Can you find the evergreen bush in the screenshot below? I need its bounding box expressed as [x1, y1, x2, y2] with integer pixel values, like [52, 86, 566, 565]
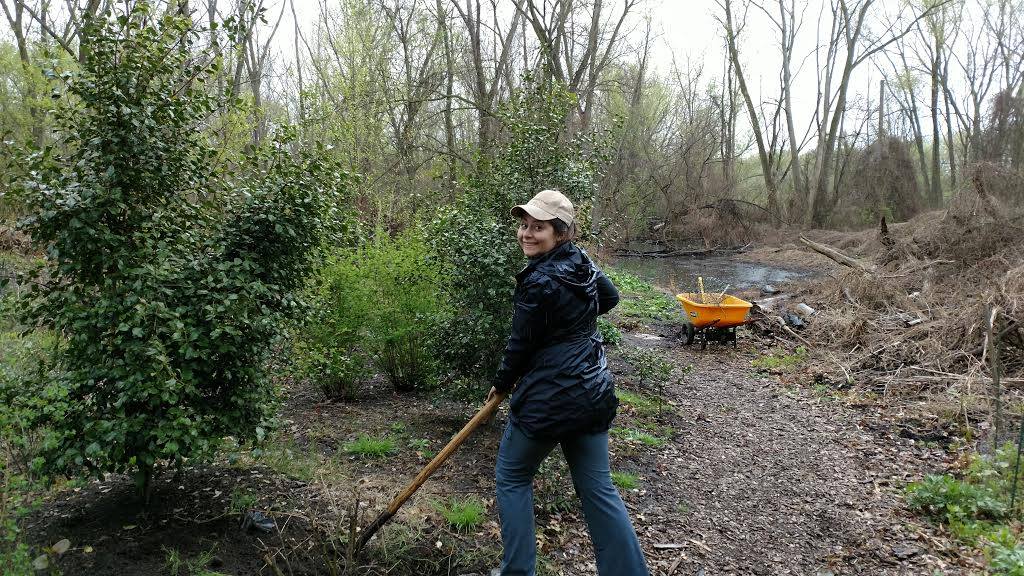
[429, 75, 609, 379]
[12, 5, 350, 500]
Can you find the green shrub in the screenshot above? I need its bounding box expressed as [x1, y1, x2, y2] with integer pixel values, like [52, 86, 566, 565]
[378, 331, 436, 393]
[0, 467, 39, 576]
[436, 375, 488, 403]
[407, 438, 430, 451]
[433, 496, 486, 532]
[343, 435, 396, 458]
[11, 6, 350, 500]
[228, 489, 258, 514]
[621, 347, 674, 388]
[611, 471, 639, 490]
[906, 474, 1007, 528]
[603, 268, 678, 321]
[303, 230, 443, 393]
[989, 528, 1024, 576]
[904, 445, 1024, 574]
[291, 342, 366, 401]
[426, 205, 520, 377]
[598, 317, 622, 346]
[0, 324, 53, 575]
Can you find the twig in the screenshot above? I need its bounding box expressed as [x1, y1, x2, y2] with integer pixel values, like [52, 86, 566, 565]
[263, 553, 286, 576]
[970, 319, 1019, 356]
[771, 316, 813, 348]
[880, 259, 955, 278]
[667, 551, 687, 576]
[989, 306, 1003, 450]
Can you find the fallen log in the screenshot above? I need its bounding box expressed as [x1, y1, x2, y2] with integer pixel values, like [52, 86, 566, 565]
[614, 244, 750, 258]
[798, 236, 876, 273]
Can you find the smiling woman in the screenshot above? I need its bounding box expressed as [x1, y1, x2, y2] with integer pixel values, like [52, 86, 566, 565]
[485, 189, 650, 576]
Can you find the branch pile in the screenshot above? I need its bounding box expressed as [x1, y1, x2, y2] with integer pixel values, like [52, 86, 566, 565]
[792, 165, 1024, 398]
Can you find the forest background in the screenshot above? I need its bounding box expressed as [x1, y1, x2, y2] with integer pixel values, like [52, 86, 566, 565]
[3, 0, 1022, 238]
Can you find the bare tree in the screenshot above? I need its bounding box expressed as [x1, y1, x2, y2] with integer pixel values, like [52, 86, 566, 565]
[804, 0, 946, 226]
[717, 0, 782, 220]
[513, 0, 639, 132]
[451, 0, 521, 153]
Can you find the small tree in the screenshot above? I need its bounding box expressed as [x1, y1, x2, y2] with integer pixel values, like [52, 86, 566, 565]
[16, 5, 350, 501]
[430, 75, 610, 377]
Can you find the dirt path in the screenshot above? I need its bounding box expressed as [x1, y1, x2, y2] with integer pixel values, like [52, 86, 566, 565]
[610, 327, 977, 576]
[27, 325, 974, 575]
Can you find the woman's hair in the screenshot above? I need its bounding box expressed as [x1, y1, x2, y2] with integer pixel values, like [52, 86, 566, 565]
[551, 218, 577, 242]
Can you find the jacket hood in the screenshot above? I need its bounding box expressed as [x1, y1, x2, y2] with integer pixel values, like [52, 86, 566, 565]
[521, 242, 598, 300]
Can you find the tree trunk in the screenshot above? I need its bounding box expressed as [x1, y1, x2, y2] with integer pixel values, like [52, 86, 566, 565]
[929, 34, 943, 207]
[721, 0, 780, 222]
[438, 0, 456, 197]
[1, 0, 44, 145]
[940, 51, 957, 189]
[780, 0, 803, 220]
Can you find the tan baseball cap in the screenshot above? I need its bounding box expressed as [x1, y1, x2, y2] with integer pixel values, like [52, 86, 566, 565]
[510, 189, 575, 227]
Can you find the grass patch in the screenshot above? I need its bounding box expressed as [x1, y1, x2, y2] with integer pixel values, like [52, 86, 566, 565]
[255, 439, 321, 481]
[610, 427, 666, 447]
[343, 434, 397, 458]
[616, 389, 660, 417]
[906, 444, 1024, 574]
[611, 471, 639, 490]
[163, 544, 228, 576]
[433, 496, 486, 532]
[604, 268, 679, 321]
[751, 346, 807, 373]
[364, 521, 501, 574]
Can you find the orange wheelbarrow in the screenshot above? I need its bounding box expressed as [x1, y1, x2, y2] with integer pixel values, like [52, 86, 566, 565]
[675, 292, 753, 349]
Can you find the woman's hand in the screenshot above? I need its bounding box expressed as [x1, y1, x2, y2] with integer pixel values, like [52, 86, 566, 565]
[486, 386, 501, 404]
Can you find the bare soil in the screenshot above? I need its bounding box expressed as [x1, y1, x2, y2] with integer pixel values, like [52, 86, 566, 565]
[24, 314, 977, 575]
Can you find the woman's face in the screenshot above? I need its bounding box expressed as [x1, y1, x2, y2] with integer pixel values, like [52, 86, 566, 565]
[517, 214, 559, 257]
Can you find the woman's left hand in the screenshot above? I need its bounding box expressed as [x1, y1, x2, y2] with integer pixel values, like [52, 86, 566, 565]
[486, 386, 500, 404]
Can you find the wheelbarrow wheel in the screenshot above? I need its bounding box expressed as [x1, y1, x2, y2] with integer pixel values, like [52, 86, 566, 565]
[699, 330, 708, 350]
[682, 322, 695, 345]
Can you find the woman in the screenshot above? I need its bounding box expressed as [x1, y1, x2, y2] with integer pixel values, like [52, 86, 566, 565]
[486, 189, 649, 576]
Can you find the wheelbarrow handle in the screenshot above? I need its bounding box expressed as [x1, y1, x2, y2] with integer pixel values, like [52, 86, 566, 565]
[354, 390, 507, 552]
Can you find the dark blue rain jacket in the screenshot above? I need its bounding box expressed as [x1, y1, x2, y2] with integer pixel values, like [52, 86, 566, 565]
[492, 241, 620, 439]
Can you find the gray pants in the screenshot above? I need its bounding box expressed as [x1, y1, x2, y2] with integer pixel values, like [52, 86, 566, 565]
[495, 422, 650, 576]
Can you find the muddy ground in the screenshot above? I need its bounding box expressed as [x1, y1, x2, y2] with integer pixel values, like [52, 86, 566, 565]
[24, 265, 980, 575]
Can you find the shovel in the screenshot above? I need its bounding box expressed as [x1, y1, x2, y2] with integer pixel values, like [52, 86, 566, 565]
[353, 391, 507, 553]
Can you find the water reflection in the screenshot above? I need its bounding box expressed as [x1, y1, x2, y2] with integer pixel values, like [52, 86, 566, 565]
[605, 255, 812, 293]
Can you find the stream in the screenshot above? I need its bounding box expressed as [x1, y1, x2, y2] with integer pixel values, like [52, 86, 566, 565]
[607, 253, 812, 294]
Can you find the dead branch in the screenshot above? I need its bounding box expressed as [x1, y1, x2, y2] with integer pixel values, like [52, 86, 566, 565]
[799, 236, 876, 273]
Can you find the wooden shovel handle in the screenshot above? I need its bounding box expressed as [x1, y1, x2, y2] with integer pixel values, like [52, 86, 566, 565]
[354, 391, 507, 552]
